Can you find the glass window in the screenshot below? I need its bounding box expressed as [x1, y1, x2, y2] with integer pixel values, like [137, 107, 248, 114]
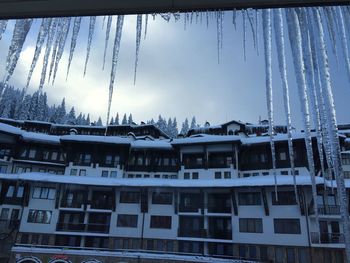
[79, 169, 86, 176]
[27, 210, 52, 224]
[287, 248, 295, 263]
[215, 172, 221, 179]
[238, 192, 261, 205]
[29, 149, 36, 159]
[272, 191, 297, 205]
[154, 174, 160, 178]
[101, 171, 108, 177]
[120, 191, 140, 203]
[51, 151, 58, 160]
[239, 218, 263, 233]
[0, 208, 9, 220]
[33, 187, 41, 198]
[70, 169, 77, 176]
[184, 172, 190, 179]
[150, 216, 172, 229]
[6, 186, 15, 197]
[152, 192, 173, 205]
[43, 150, 49, 160]
[0, 165, 7, 173]
[117, 214, 138, 227]
[275, 247, 285, 263]
[110, 171, 117, 178]
[16, 186, 24, 198]
[224, 171, 231, 179]
[48, 189, 56, 199]
[279, 151, 287, 161]
[192, 172, 199, 179]
[274, 219, 301, 234]
[105, 155, 112, 165]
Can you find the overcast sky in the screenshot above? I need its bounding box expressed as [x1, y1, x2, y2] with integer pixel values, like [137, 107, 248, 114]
[0, 10, 349, 128]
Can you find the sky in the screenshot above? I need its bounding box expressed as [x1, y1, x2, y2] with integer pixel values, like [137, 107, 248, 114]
[0, 10, 349, 129]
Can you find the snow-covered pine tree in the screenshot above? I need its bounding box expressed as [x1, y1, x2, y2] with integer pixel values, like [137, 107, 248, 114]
[110, 117, 114, 125]
[128, 114, 133, 124]
[67, 107, 76, 124]
[122, 114, 127, 124]
[156, 115, 167, 133]
[96, 117, 103, 126]
[181, 118, 190, 135]
[115, 113, 119, 125]
[13, 88, 25, 119]
[190, 116, 197, 129]
[166, 118, 173, 137]
[86, 114, 91, 125]
[172, 117, 178, 137]
[56, 98, 66, 124]
[0, 86, 14, 118]
[76, 113, 83, 125]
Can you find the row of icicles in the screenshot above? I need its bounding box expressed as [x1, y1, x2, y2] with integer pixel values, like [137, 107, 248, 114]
[0, 6, 350, 260]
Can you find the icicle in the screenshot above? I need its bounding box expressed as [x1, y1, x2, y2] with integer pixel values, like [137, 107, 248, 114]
[3, 19, 33, 86]
[103, 16, 113, 70]
[160, 13, 171, 22]
[285, 7, 319, 236]
[39, 18, 57, 90]
[106, 15, 124, 131]
[48, 19, 63, 83]
[243, 10, 247, 61]
[335, 7, 350, 82]
[25, 18, 51, 90]
[297, 9, 327, 190]
[84, 16, 97, 76]
[0, 20, 8, 41]
[206, 11, 210, 29]
[247, 9, 257, 49]
[133, 14, 142, 85]
[66, 17, 82, 80]
[102, 16, 106, 29]
[255, 9, 259, 56]
[144, 14, 149, 39]
[173, 13, 181, 22]
[232, 10, 237, 29]
[312, 8, 350, 261]
[52, 18, 71, 85]
[216, 11, 222, 64]
[323, 7, 339, 63]
[273, 8, 297, 201]
[262, 9, 277, 199]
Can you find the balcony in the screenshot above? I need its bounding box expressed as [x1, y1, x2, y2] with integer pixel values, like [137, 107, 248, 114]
[56, 222, 110, 234]
[208, 230, 232, 240]
[311, 232, 344, 244]
[60, 200, 85, 209]
[90, 201, 114, 210]
[179, 205, 201, 213]
[0, 219, 19, 230]
[317, 205, 341, 215]
[207, 205, 231, 214]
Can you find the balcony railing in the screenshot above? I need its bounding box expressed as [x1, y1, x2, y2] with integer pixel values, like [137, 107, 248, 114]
[311, 232, 344, 244]
[178, 228, 207, 238]
[207, 205, 231, 214]
[317, 205, 341, 215]
[60, 200, 85, 209]
[208, 230, 232, 240]
[56, 222, 110, 234]
[90, 201, 114, 210]
[179, 206, 201, 213]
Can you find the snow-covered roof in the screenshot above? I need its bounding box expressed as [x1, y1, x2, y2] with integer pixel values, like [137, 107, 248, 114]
[0, 173, 329, 188]
[131, 139, 173, 150]
[21, 132, 61, 145]
[60, 134, 131, 145]
[172, 134, 241, 145]
[241, 132, 317, 145]
[0, 123, 23, 136]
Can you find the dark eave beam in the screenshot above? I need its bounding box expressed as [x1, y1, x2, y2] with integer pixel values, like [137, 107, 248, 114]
[0, 0, 349, 19]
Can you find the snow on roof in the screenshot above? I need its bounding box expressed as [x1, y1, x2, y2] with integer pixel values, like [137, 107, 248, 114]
[0, 122, 23, 135]
[0, 173, 328, 188]
[21, 132, 61, 145]
[172, 134, 241, 145]
[241, 132, 317, 145]
[60, 134, 131, 145]
[131, 139, 173, 150]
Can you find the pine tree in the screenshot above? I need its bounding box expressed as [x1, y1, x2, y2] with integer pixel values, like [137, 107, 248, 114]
[76, 113, 83, 125]
[13, 88, 25, 119]
[0, 86, 15, 118]
[115, 113, 119, 125]
[190, 116, 197, 129]
[181, 118, 190, 135]
[110, 117, 114, 125]
[56, 98, 66, 124]
[86, 114, 91, 125]
[122, 114, 127, 124]
[128, 114, 133, 124]
[67, 107, 76, 124]
[96, 117, 103, 126]
[156, 115, 167, 133]
[172, 117, 178, 137]
[166, 118, 173, 137]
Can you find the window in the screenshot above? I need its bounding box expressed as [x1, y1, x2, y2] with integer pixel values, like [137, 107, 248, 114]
[272, 191, 297, 205]
[154, 174, 160, 178]
[6, 186, 15, 197]
[215, 172, 221, 179]
[239, 218, 263, 233]
[29, 149, 36, 159]
[70, 169, 77, 176]
[162, 174, 168, 179]
[120, 191, 140, 203]
[150, 216, 172, 229]
[39, 168, 46, 173]
[110, 171, 117, 178]
[144, 174, 150, 178]
[101, 171, 108, 177]
[238, 192, 261, 205]
[224, 171, 231, 179]
[192, 172, 199, 179]
[43, 151, 49, 160]
[27, 210, 52, 224]
[0, 165, 7, 173]
[279, 151, 287, 161]
[274, 219, 301, 234]
[117, 214, 138, 227]
[0, 208, 9, 220]
[32, 187, 56, 199]
[152, 192, 173, 205]
[184, 172, 190, 179]
[262, 172, 269, 176]
[136, 174, 142, 178]
[281, 170, 288, 175]
[79, 169, 86, 176]
[51, 151, 58, 160]
[105, 155, 113, 165]
[16, 186, 24, 198]
[78, 153, 92, 164]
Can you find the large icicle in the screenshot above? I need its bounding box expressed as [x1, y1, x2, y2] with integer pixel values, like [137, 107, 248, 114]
[247, 9, 257, 49]
[286, 7, 320, 235]
[262, 9, 277, 197]
[273, 8, 297, 199]
[66, 17, 82, 80]
[298, 9, 327, 191]
[3, 19, 33, 86]
[335, 7, 350, 82]
[312, 8, 350, 261]
[48, 19, 63, 83]
[323, 7, 339, 62]
[52, 18, 71, 85]
[39, 18, 57, 90]
[133, 14, 142, 85]
[103, 16, 113, 70]
[0, 20, 8, 41]
[243, 10, 247, 61]
[106, 15, 124, 130]
[25, 18, 51, 90]
[84, 16, 97, 76]
[144, 14, 149, 39]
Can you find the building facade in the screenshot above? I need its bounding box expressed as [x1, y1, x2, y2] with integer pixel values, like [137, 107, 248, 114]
[0, 119, 348, 263]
